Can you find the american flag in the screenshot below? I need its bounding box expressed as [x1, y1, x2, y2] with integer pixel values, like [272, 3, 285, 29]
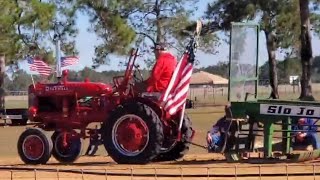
[160, 52, 194, 115]
[27, 56, 52, 76]
[61, 56, 79, 67]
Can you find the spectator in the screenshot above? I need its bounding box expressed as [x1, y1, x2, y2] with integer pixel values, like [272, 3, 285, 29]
[292, 117, 320, 150]
[206, 116, 230, 152]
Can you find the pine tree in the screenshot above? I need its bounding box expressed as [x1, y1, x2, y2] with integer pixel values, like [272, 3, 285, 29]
[76, 0, 218, 68]
[298, 0, 317, 100]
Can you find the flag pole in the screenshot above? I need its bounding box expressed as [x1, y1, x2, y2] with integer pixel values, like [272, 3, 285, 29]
[176, 75, 192, 142]
[30, 74, 35, 88]
[177, 101, 186, 141]
[55, 37, 61, 80]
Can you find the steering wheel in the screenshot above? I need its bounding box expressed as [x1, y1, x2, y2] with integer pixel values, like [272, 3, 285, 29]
[78, 96, 93, 106]
[133, 64, 144, 83]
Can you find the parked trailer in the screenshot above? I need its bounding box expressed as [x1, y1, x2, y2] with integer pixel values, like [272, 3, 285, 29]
[0, 108, 28, 126]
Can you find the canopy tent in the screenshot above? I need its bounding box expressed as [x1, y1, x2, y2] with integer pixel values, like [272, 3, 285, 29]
[190, 71, 228, 86]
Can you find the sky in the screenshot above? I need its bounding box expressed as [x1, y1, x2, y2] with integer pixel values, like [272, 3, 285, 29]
[18, 0, 320, 75]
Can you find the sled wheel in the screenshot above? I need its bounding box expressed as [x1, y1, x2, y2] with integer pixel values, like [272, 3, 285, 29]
[154, 114, 193, 161]
[102, 102, 163, 164]
[51, 130, 82, 164]
[17, 128, 53, 165]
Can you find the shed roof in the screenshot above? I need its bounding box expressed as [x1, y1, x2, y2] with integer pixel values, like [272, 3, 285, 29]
[190, 71, 228, 85]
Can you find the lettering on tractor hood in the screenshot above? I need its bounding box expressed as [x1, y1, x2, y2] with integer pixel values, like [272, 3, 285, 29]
[260, 104, 320, 118]
[45, 85, 69, 92]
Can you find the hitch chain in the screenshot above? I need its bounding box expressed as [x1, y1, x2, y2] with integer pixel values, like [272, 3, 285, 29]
[187, 141, 208, 149]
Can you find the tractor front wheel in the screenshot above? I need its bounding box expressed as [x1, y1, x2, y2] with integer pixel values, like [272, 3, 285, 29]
[17, 128, 53, 165]
[102, 102, 163, 164]
[51, 130, 82, 164]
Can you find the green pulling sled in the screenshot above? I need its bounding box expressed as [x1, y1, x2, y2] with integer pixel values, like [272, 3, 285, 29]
[214, 22, 320, 162]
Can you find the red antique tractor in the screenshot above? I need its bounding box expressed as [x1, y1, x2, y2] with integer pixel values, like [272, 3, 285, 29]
[17, 21, 202, 165]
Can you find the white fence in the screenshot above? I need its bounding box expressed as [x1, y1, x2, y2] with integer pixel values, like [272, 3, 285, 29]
[188, 83, 320, 102]
[0, 163, 319, 179]
[5, 91, 28, 96]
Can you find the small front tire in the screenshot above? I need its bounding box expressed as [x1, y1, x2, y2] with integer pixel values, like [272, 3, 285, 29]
[17, 128, 53, 165]
[51, 130, 82, 164]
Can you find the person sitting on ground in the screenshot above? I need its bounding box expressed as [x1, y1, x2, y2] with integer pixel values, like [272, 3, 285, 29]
[292, 117, 320, 150]
[206, 116, 230, 153]
[134, 43, 177, 95]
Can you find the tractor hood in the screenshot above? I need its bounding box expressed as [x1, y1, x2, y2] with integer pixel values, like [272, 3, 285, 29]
[29, 81, 113, 97]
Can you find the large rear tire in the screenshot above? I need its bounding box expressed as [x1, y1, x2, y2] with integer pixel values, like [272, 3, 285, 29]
[102, 102, 163, 164]
[154, 114, 193, 161]
[17, 128, 53, 165]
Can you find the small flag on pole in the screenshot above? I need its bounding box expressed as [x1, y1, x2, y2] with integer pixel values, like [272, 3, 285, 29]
[27, 56, 52, 76]
[61, 56, 79, 67]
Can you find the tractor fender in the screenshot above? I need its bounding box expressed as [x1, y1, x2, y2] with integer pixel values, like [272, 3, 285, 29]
[122, 97, 163, 118]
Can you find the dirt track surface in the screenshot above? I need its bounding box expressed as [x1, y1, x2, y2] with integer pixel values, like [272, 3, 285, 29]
[1, 154, 320, 180]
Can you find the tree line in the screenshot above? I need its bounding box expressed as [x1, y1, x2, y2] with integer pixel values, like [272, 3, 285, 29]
[5, 55, 320, 92]
[4, 67, 151, 92]
[200, 55, 320, 85]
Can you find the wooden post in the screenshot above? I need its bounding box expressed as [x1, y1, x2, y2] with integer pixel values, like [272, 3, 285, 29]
[0, 54, 5, 110]
[213, 86, 215, 104]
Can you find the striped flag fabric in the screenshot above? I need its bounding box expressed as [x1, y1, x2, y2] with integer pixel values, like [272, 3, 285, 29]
[61, 56, 79, 67]
[160, 52, 194, 115]
[27, 56, 52, 76]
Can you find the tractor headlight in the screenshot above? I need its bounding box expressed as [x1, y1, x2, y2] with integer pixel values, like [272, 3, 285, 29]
[28, 106, 37, 117]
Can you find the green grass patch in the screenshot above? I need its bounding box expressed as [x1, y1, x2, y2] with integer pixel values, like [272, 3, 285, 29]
[5, 100, 28, 109]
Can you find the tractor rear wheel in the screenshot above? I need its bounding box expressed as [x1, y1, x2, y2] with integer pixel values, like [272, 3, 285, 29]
[102, 102, 163, 164]
[154, 114, 193, 161]
[51, 130, 82, 164]
[17, 128, 53, 165]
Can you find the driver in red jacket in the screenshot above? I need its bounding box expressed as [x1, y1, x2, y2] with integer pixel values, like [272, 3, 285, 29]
[135, 43, 177, 93]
